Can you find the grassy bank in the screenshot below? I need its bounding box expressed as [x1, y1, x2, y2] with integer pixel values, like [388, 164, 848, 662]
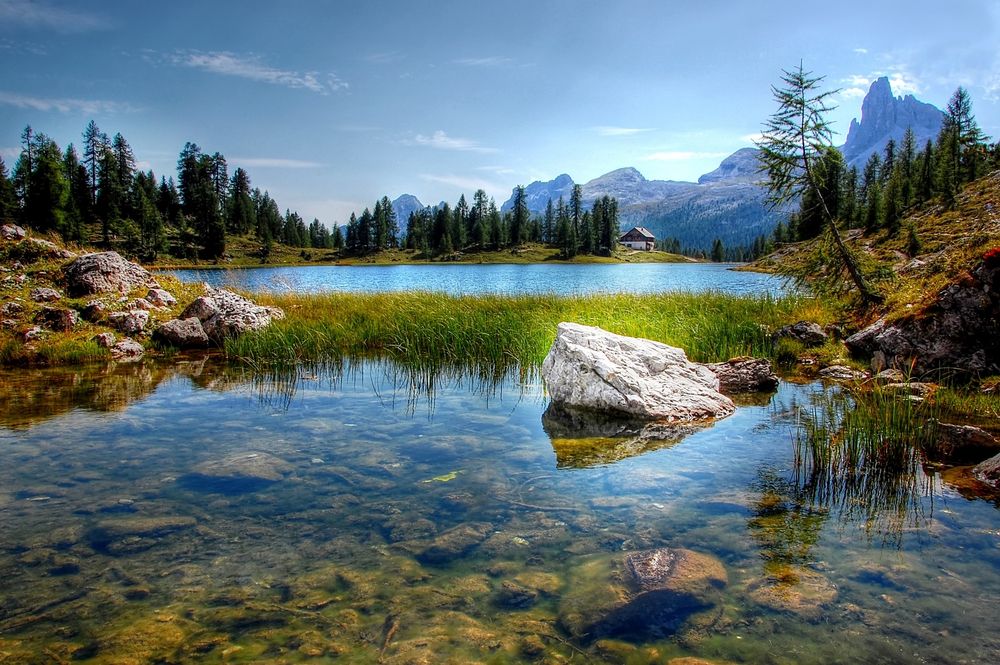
[225, 290, 829, 373]
[152, 239, 693, 269]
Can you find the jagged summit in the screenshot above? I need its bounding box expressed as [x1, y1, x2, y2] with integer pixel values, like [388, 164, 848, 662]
[841, 76, 944, 169]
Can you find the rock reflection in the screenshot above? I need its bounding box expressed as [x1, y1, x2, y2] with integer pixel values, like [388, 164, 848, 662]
[541, 403, 705, 468]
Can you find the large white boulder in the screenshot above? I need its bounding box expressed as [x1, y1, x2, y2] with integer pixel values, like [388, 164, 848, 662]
[541, 323, 735, 421]
[179, 286, 284, 344]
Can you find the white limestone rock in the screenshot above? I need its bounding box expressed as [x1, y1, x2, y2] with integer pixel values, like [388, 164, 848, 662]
[541, 323, 735, 422]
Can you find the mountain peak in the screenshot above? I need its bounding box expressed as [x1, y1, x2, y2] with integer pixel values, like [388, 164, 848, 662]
[841, 77, 944, 168]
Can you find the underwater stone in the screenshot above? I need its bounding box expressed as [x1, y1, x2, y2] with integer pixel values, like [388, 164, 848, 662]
[746, 565, 838, 619]
[541, 322, 735, 422]
[416, 522, 492, 565]
[184, 451, 294, 493]
[558, 547, 728, 641]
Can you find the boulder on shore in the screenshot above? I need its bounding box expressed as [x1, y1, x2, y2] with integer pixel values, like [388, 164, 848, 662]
[178, 286, 284, 344]
[934, 423, 1000, 464]
[973, 453, 1000, 490]
[153, 317, 210, 348]
[703, 357, 779, 394]
[558, 547, 728, 641]
[541, 323, 735, 422]
[63, 251, 155, 297]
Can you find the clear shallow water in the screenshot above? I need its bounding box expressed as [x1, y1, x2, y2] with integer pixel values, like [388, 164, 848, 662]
[170, 262, 789, 296]
[1, 360, 999, 664]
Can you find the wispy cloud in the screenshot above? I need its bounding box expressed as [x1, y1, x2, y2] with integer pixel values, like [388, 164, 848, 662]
[171, 51, 348, 94]
[453, 56, 514, 67]
[644, 151, 729, 162]
[365, 51, 403, 64]
[409, 130, 498, 154]
[230, 157, 324, 169]
[593, 126, 656, 137]
[0, 0, 108, 33]
[0, 91, 136, 114]
[853, 48, 869, 55]
[420, 174, 507, 198]
[476, 165, 517, 176]
[740, 132, 764, 144]
[1, 146, 19, 160]
[839, 87, 868, 99]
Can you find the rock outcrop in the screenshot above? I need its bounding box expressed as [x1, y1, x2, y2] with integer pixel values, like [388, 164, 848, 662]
[63, 251, 155, 297]
[33, 306, 79, 332]
[934, 423, 1000, 464]
[108, 310, 149, 335]
[541, 323, 735, 421]
[845, 257, 1000, 376]
[174, 286, 284, 345]
[1, 224, 26, 241]
[558, 547, 728, 640]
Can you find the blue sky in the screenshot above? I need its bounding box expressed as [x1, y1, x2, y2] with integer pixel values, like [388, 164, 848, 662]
[1, 0, 998, 226]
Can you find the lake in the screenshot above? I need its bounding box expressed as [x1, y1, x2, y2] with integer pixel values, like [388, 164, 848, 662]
[170, 262, 789, 296]
[1, 358, 998, 664]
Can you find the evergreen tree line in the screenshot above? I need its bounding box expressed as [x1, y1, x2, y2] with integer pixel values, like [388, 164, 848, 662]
[343, 183, 622, 259]
[657, 234, 774, 262]
[781, 87, 1000, 245]
[0, 121, 335, 262]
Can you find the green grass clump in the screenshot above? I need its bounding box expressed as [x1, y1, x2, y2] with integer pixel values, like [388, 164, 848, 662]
[225, 290, 818, 374]
[793, 386, 940, 543]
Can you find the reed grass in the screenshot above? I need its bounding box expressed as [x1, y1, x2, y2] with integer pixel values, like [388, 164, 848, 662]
[225, 290, 816, 373]
[793, 386, 940, 544]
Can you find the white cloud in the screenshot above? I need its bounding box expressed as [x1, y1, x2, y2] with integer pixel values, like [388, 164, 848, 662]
[172, 51, 348, 94]
[839, 87, 867, 99]
[0, 0, 108, 33]
[853, 48, 869, 55]
[1, 146, 19, 160]
[410, 130, 498, 154]
[230, 157, 324, 169]
[476, 165, 517, 176]
[740, 132, 764, 144]
[0, 91, 136, 114]
[453, 56, 513, 67]
[644, 151, 729, 162]
[593, 126, 655, 137]
[365, 51, 403, 64]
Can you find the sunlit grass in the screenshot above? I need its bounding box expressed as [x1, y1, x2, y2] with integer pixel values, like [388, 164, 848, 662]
[225, 291, 820, 374]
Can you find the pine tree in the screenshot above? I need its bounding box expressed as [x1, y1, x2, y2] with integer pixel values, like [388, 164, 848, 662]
[471, 189, 489, 248]
[570, 185, 583, 251]
[916, 140, 935, 204]
[81, 120, 106, 213]
[756, 62, 880, 303]
[543, 198, 555, 245]
[0, 157, 15, 222]
[357, 208, 373, 253]
[227, 168, 254, 234]
[509, 185, 528, 246]
[452, 194, 468, 250]
[711, 238, 724, 262]
[62, 144, 88, 242]
[945, 87, 988, 183]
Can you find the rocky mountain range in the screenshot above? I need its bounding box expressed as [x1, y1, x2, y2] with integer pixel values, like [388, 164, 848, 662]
[392, 78, 945, 251]
[841, 76, 944, 169]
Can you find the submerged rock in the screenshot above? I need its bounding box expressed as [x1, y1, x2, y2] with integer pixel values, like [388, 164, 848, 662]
[179, 286, 284, 344]
[542, 403, 701, 468]
[558, 547, 728, 641]
[63, 251, 155, 296]
[541, 322, 735, 421]
[746, 565, 838, 619]
[185, 451, 294, 493]
[416, 522, 493, 565]
[703, 356, 779, 394]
